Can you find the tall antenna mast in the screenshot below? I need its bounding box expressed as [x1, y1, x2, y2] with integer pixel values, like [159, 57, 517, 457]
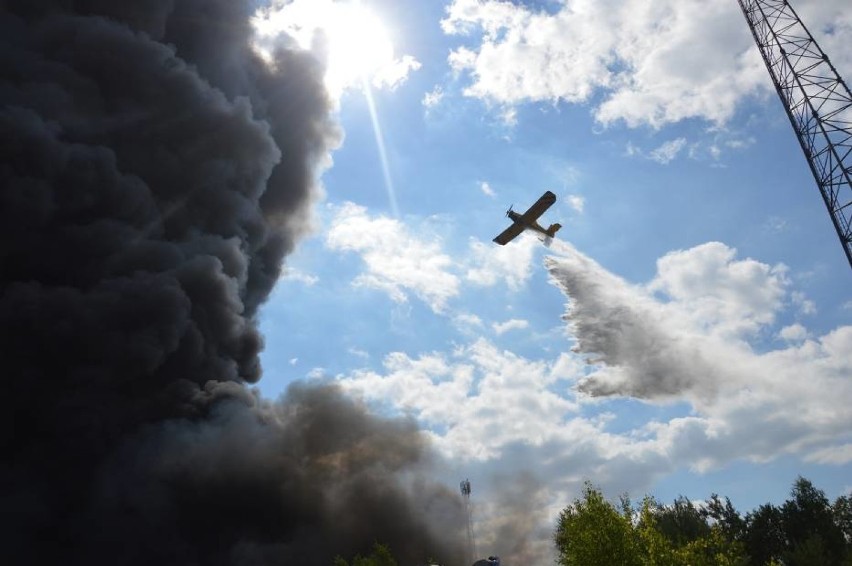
[737, 0, 852, 269]
[460, 478, 476, 564]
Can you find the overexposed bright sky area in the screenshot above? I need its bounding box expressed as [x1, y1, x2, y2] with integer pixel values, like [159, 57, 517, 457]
[255, 0, 851, 561]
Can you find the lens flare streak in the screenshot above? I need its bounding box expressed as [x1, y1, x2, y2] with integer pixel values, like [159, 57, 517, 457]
[363, 78, 400, 218]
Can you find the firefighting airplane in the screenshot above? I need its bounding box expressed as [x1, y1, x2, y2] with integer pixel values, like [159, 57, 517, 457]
[492, 190, 562, 245]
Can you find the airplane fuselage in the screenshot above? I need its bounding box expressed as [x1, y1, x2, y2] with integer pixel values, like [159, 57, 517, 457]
[493, 191, 561, 245]
[507, 210, 548, 235]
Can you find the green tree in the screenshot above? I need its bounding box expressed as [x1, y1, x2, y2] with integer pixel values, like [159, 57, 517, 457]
[652, 495, 712, 548]
[702, 494, 746, 543]
[333, 542, 398, 566]
[554, 482, 642, 566]
[835, 494, 852, 543]
[781, 477, 846, 565]
[554, 478, 847, 566]
[834, 493, 852, 563]
[783, 534, 830, 566]
[676, 527, 748, 566]
[743, 503, 784, 566]
[636, 498, 680, 566]
[555, 486, 746, 566]
[636, 497, 746, 566]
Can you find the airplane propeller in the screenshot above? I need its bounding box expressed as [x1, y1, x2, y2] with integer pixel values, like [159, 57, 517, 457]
[506, 204, 513, 217]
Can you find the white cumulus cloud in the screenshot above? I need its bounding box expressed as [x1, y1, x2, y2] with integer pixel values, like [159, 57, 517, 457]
[455, 312, 485, 329]
[280, 267, 319, 286]
[649, 137, 688, 164]
[648, 242, 788, 338]
[441, 0, 852, 128]
[338, 339, 580, 461]
[422, 85, 444, 109]
[372, 55, 421, 90]
[806, 443, 852, 465]
[480, 181, 496, 197]
[466, 233, 539, 290]
[567, 194, 585, 213]
[779, 323, 808, 342]
[326, 204, 556, 312]
[493, 318, 530, 335]
[326, 202, 460, 312]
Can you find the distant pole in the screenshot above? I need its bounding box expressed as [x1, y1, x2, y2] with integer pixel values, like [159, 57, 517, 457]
[737, 0, 852, 270]
[460, 478, 476, 564]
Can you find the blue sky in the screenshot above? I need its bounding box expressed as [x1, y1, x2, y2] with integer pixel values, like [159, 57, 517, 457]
[253, 0, 851, 561]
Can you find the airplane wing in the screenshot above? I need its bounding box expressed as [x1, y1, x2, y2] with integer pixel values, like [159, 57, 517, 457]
[492, 222, 525, 245]
[518, 190, 556, 223]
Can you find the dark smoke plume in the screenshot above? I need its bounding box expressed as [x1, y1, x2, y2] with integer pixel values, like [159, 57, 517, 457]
[1, 2, 464, 564]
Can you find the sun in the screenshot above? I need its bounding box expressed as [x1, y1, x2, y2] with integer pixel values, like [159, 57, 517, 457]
[322, 3, 394, 91]
[252, 0, 397, 95]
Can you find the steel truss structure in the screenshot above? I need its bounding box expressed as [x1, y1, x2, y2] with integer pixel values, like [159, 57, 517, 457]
[460, 479, 476, 565]
[737, 0, 852, 269]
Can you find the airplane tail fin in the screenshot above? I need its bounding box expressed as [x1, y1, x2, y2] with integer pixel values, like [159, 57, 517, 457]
[546, 223, 562, 237]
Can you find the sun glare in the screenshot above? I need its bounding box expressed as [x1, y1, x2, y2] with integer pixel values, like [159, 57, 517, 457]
[324, 4, 394, 91]
[251, 1, 408, 217]
[252, 1, 396, 95]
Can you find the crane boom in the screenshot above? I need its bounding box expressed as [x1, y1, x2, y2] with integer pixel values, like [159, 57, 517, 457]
[737, 0, 852, 270]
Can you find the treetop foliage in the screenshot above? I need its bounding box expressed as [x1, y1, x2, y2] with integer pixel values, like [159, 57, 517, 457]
[555, 477, 851, 566]
[334, 542, 399, 566]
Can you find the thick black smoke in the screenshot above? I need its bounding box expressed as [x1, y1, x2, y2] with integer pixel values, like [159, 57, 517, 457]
[1, 2, 464, 564]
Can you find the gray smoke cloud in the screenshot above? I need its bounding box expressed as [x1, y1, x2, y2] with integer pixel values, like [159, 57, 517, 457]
[544, 241, 725, 400]
[476, 470, 553, 565]
[1, 2, 464, 564]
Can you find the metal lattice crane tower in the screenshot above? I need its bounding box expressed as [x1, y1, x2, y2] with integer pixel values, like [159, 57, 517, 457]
[460, 479, 476, 564]
[737, 0, 852, 270]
